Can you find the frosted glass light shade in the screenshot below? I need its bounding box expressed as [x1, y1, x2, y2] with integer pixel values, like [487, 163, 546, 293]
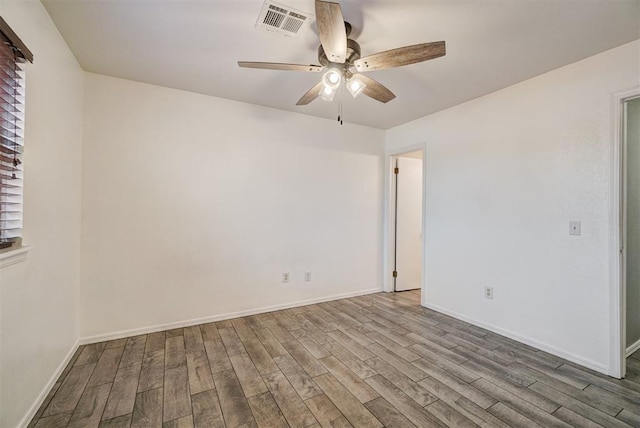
[347, 76, 366, 98]
[319, 85, 336, 101]
[322, 69, 342, 90]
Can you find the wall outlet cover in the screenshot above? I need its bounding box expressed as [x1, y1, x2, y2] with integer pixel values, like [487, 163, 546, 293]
[484, 286, 494, 299]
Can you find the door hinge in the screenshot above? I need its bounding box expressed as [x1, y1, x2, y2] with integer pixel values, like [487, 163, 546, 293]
[394, 167, 399, 174]
[392, 270, 398, 278]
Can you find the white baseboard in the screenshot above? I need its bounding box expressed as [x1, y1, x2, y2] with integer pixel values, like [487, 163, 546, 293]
[80, 288, 382, 345]
[626, 338, 640, 357]
[18, 339, 81, 428]
[421, 302, 610, 375]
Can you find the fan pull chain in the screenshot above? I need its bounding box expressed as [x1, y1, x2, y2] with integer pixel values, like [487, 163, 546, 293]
[337, 88, 343, 125]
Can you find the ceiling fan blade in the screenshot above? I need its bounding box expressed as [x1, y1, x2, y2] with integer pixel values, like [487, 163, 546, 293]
[354, 41, 446, 72]
[296, 81, 324, 105]
[355, 74, 396, 103]
[238, 61, 323, 72]
[315, 1, 347, 63]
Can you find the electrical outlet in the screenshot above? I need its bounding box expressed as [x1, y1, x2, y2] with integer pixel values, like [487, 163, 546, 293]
[485, 286, 494, 299]
[282, 272, 290, 284]
[304, 271, 311, 282]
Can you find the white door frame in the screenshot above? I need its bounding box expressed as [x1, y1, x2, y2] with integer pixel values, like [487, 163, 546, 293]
[610, 87, 640, 379]
[383, 144, 427, 295]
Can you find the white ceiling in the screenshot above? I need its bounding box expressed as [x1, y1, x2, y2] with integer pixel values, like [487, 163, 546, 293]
[42, 0, 640, 129]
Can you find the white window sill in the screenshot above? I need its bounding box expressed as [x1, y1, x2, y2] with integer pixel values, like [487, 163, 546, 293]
[0, 246, 30, 269]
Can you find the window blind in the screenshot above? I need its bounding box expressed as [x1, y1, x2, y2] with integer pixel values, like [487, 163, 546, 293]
[0, 17, 31, 250]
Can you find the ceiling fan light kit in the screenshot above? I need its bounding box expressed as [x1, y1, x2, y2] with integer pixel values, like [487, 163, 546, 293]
[239, 0, 446, 114]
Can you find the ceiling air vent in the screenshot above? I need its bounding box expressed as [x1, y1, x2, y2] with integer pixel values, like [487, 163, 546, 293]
[256, 1, 313, 38]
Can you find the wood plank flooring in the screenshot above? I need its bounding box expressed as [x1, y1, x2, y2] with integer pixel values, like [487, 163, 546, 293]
[29, 291, 640, 427]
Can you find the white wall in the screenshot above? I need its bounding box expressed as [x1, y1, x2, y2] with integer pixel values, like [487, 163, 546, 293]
[0, 1, 84, 427]
[627, 97, 640, 350]
[81, 73, 385, 339]
[387, 40, 640, 372]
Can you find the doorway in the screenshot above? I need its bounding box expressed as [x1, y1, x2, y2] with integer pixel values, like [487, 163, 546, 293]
[391, 150, 424, 292]
[624, 96, 640, 378]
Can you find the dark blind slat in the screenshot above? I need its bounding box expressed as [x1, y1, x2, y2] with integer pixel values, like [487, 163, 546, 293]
[0, 152, 17, 163]
[0, 168, 21, 178]
[0, 165, 21, 174]
[0, 127, 22, 141]
[0, 141, 21, 154]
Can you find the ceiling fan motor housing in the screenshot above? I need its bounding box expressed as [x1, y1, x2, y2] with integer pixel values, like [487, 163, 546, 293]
[317, 22, 360, 70]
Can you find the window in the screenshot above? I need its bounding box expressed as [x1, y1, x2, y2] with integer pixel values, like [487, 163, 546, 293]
[0, 17, 32, 250]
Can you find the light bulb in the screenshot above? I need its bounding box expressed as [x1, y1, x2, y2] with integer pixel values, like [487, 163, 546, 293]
[322, 69, 342, 90]
[347, 76, 366, 98]
[319, 86, 335, 102]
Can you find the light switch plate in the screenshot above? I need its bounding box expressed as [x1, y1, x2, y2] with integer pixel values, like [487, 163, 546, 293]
[569, 221, 581, 236]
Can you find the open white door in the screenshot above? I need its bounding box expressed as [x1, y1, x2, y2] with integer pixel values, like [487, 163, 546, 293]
[394, 154, 423, 291]
[625, 97, 640, 364]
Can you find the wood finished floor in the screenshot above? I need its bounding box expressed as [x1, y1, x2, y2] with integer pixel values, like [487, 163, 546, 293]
[29, 290, 640, 427]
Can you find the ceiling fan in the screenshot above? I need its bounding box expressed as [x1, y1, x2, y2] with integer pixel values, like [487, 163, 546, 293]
[238, 0, 446, 106]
